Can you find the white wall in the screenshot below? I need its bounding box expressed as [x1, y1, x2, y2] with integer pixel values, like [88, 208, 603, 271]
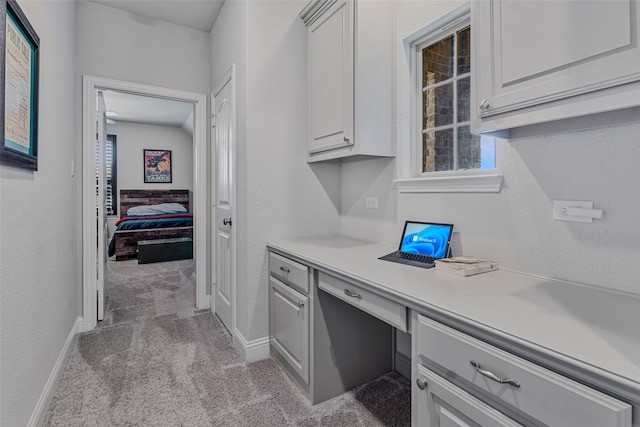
[76, 1, 210, 95]
[0, 1, 78, 425]
[107, 122, 194, 215]
[245, 1, 341, 341]
[76, 0, 210, 308]
[210, 0, 341, 342]
[339, 0, 640, 296]
[210, 0, 250, 339]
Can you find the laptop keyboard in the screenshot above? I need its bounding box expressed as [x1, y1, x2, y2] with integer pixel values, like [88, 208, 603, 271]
[397, 252, 436, 264]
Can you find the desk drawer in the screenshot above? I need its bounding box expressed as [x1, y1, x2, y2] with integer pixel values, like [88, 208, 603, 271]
[269, 252, 309, 294]
[318, 272, 407, 332]
[415, 315, 631, 427]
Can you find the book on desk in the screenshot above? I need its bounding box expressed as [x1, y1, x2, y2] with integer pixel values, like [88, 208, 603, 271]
[434, 256, 498, 277]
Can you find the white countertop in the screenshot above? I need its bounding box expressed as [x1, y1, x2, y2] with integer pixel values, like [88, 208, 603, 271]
[268, 236, 640, 391]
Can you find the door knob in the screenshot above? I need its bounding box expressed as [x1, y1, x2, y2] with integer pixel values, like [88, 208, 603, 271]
[223, 217, 232, 226]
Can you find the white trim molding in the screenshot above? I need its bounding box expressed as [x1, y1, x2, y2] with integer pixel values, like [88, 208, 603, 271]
[395, 173, 503, 193]
[28, 317, 83, 427]
[400, 3, 501, 190]
[233, 329, 270, 362]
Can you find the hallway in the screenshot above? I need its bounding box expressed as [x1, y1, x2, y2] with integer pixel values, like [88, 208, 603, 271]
[42, 260, 411, 426]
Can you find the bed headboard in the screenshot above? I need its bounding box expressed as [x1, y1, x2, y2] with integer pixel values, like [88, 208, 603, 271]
[119, 189, 190, 217]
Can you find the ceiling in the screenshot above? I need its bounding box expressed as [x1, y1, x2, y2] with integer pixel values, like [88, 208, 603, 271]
[89, 0, 225, 32]
[102, 90, 194, 128]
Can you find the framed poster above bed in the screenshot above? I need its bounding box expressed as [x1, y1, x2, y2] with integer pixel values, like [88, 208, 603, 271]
[143, 149, 172, 183]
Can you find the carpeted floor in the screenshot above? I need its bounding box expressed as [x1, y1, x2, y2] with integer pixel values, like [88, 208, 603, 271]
[43, 259, 411, 426]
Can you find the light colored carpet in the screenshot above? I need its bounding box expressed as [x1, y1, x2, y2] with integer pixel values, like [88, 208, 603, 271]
[43, 259, 411, 426]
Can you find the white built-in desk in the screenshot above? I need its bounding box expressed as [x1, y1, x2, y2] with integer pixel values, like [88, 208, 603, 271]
[267, 236, 640, 426]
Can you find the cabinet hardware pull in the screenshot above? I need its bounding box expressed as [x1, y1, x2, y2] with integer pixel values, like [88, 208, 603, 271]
[223, 217, 233, 226]
[479, 99, 490, 110]
[297, 301, 304, 309]
[343, 289, 362, 299]
[279, 266, 290, 273]
[470, 360, 520, 388]
[416, 378, 428, 390]
[343, 136, 353, 145]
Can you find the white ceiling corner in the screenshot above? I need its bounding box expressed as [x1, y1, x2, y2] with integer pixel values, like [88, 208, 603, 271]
[102, 90, 194, 130]
[88, 0, 225, 32]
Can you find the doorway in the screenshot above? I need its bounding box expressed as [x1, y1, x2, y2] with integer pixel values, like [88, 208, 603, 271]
[82, 75, 209, 332]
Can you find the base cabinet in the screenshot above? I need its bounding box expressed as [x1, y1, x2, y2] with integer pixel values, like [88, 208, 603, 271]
[268, 249, 394, 405]
[412, 313, 632, 427]
[269, 277, 309, 383]
[415, 364, 522, 427]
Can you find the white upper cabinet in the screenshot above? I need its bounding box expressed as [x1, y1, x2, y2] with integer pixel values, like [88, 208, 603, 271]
[301, 0, 393, 162]
[471, 0, 640, 133]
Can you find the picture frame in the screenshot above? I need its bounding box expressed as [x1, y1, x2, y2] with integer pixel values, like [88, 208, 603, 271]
[143, 149, 172, 183]
[0, 0, 40, 171]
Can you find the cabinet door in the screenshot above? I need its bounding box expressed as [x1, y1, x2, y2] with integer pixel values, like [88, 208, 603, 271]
[473, 0, 640, 130]
[308, 0, 354, 154]
[415, 364, 522, 427]
[269, 277, 309, 383]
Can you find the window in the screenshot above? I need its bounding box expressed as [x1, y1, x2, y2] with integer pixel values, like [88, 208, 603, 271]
[95, 134, 117, 215]
[398, 4, 502, 193]
[105, 135, 117, 216]
[420, 25, 495, 173]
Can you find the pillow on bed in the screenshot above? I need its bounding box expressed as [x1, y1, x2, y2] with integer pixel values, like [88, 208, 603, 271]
[126, 203, 188, 216]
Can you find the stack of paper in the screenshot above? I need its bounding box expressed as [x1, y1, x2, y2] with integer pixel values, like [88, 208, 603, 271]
[435, 256, 498, 277]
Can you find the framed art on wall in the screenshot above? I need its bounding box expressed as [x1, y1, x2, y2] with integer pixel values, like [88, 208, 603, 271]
[0, 0, 40, 171]
[143, 149, 172, 183]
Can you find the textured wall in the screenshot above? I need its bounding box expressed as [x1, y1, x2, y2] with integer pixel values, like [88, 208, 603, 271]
[210, 0, 341, 343]
[77, 1, 211, 95]
[0, 1, 78, 425]
[339, 0, 640, 295]
[210, 0, 250, 337]
[245, 1, 340, 341]
[107, 122, 194, 209]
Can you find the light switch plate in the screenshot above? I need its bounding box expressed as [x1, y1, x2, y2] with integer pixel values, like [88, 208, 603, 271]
[553, 200, 594, 223]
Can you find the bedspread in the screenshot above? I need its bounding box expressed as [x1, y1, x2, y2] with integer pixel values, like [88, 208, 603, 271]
[108, 214, 193, 257]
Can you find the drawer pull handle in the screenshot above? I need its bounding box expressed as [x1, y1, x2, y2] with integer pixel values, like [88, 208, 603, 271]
[343, 289, 362, 299]
[297, 301, 304, 309]
[416, 378, 428, 390]
[470, 360, 520, 388]
[279, 266, 290, 273]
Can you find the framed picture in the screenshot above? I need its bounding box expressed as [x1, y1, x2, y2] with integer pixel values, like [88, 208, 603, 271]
[0, 0, 40, 171]
[143, 149, 172, 183]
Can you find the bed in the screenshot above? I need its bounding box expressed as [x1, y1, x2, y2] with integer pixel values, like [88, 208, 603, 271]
[108, 189, 193, 261]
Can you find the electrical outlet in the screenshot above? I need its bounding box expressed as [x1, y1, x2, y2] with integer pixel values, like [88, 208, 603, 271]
[365, 197, 378, 209]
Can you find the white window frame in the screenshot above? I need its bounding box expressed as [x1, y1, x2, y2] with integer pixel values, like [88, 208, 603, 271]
[397, 3, 502, 193]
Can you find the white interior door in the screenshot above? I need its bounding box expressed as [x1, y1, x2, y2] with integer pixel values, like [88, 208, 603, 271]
[213, 67, 235, 333]
[96, 91, 108, 321]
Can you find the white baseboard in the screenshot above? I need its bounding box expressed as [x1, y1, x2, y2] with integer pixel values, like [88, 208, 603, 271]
[28, 316, 83, 427]
[233, 328, 270, 362]
[197, 294, 211, 311]
[395, 351, 412, 380]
